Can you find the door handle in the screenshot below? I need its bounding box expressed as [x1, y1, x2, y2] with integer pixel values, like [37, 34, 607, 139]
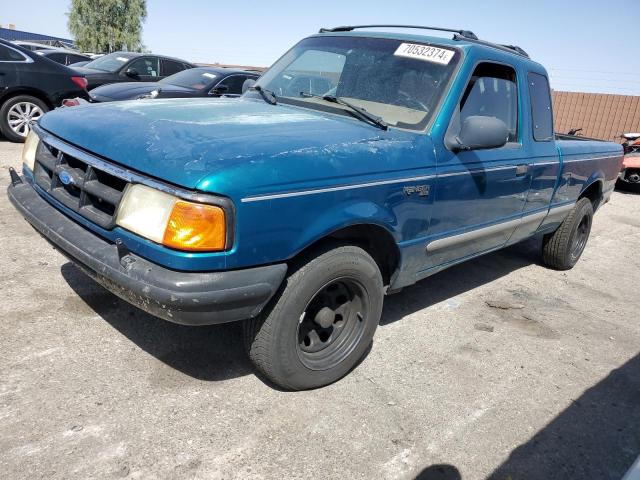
[515, 164, 529, 176]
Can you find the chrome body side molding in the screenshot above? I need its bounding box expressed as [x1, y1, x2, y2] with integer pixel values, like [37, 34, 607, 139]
[425, 202, 575, 253]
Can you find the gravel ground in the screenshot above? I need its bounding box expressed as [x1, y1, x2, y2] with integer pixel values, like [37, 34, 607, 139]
[1, 137, 639, 480]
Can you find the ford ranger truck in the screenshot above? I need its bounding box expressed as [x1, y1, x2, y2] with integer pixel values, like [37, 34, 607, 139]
[7, 26, 623, 390]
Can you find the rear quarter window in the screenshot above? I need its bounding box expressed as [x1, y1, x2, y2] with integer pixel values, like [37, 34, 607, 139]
[0, 44, 28, 62]
[528, 72, 554, 141]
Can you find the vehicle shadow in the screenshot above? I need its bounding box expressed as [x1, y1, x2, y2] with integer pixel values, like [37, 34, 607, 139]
[380, 235, 542, 326]
[413, 464, 461, 479]
[59, 236, 542, 384]
[489, 353, 640, 480]
[614, 185, 640, 195]
[60, 262, 254, 382]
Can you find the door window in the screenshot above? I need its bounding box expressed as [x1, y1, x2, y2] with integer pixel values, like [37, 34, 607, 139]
[161, 59, 187, 76]
[47, 52, 67, 64]
[127, 57, 159, 77]
[67, 54, 89, 65]
[215, 75, 252, 95]
[456, 63, 519, 144]
[528, 72, 554, 141]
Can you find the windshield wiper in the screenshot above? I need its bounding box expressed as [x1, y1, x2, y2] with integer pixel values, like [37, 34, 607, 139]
[250, 85, 277, 105]
[299, 92, 387, 130]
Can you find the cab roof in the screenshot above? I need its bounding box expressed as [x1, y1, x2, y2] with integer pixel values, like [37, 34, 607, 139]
[313, 25, 543, 69]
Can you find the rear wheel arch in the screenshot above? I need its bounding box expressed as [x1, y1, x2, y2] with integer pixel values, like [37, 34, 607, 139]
[1, 88, 54, 110]
[578, 179, 604, 211]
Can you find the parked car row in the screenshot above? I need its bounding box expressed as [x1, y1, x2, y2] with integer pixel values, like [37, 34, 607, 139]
[0, 40, 260, 142]
[89, 66, 259, 102]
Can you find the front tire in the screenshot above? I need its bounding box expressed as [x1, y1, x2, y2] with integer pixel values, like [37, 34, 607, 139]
[0, 95, 48, 143]
[542, 197, 594, 270]
[244, 245, 384, 390]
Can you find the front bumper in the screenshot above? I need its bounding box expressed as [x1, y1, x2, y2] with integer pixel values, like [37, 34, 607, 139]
[7, 179, 287, 326]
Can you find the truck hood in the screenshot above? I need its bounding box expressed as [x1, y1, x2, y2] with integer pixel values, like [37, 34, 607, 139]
[38, 98, 421, 195]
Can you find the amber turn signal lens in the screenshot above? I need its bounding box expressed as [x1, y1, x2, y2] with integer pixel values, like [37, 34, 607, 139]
[162, 201, 226, 251]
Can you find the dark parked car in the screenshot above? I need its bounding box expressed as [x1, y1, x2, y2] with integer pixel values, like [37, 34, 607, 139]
[73, 52, 194, 89]
[89, 67, 260, 102]
[36, 49, 92, 66]
[0, 40, 88, 142]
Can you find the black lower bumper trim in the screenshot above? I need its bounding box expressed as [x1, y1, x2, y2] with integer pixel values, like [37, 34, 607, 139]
[8, 181, 287, 326]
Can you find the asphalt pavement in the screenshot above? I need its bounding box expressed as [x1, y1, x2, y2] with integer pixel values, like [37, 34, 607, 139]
[1, 138, 639, 480]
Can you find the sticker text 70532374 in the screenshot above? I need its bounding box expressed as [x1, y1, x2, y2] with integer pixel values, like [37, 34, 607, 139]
[393, 43, 455, 65]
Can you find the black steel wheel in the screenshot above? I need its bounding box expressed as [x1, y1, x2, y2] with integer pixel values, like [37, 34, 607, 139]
[296, 278, 368, 370]
[542, 197, 594, 270]
[244, 245, 384, 390]
[569, 214, 591, 263]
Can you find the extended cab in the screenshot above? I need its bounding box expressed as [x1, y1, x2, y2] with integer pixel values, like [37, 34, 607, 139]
[7, 26, 624, 390]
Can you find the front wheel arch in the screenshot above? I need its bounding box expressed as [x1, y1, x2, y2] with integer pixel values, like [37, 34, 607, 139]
[288, 222, 401, 288]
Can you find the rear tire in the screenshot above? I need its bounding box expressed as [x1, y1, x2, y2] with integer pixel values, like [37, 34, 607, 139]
[244, 245, 384, 391]
[616, 178, 640, 193]
[542, 197, 594, 270]
[0, 95, 49, 143]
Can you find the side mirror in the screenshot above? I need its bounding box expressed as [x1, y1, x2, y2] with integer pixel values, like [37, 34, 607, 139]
[125, 68, 139, 78]
[242, 78, 256, 94]
[454, 116, 509, 151]
[210, 84, 229, 96]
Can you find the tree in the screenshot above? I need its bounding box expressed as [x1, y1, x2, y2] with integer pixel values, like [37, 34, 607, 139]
[68, 0, 147, 53]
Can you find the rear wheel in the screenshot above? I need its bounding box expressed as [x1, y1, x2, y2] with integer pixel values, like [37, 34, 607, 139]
[616, 171, 640, 193]
[542, 197, 594, 270]
[244, 245, 384, 390]
[0, 95, 48, 143]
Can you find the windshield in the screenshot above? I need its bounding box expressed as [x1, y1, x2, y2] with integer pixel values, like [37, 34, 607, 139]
[159, 68, 218, 90]
[84, 53, 136, 72]
[251, 36, 460, 130]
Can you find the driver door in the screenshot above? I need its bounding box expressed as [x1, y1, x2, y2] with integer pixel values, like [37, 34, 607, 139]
[426, 62, 532, 268]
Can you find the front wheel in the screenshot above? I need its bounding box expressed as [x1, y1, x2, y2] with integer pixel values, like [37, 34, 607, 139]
[0, 95, 49, 143]
[244, 245, 384, 390]
[542, 197, 594, 270]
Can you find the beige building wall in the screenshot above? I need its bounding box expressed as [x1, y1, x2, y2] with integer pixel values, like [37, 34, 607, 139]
[553, 91, 640, 142]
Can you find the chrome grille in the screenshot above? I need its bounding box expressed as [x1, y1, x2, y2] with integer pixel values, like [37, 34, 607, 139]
[33, 140, 127, 229]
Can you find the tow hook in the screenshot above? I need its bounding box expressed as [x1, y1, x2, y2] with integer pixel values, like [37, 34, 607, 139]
[9, 167, 23, 186]
[115, 238, 135, 268]
[628, 172, 640, 184]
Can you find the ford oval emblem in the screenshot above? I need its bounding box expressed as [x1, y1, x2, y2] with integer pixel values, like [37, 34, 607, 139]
[58, 171, 73, 185]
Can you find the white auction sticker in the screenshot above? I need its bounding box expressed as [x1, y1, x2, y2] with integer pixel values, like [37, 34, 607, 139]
[202, 73, 217, 79]
[394, 43, 455, 65]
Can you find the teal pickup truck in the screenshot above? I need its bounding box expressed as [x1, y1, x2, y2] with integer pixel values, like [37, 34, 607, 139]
[8, 25, 623, 390]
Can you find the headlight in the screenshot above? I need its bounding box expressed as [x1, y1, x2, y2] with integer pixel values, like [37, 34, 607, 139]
[22, 129, 40, 172]
[115, 184, 227, 252]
